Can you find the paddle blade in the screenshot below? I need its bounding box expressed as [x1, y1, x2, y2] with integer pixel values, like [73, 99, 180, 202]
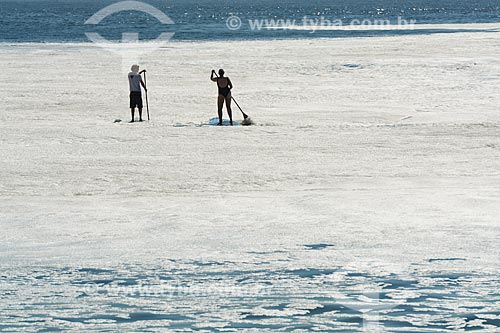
[241, 117, 254, 126]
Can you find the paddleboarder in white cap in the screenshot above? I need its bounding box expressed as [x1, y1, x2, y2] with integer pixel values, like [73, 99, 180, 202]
[128, 64, 147, 123]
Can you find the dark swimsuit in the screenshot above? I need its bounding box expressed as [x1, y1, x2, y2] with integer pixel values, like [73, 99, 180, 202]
[217, 78, 231, 97]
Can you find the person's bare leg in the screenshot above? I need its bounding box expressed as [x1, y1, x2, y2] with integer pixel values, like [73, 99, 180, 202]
[218, 95, 224, 125]
[130, 108, 135, 123]
[225, 95, 233, 126]
[139, 108, 143, 122]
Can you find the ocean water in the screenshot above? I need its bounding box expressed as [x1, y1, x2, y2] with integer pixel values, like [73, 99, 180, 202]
[2, 259, 500, 331]
[1, 0, 500, 42]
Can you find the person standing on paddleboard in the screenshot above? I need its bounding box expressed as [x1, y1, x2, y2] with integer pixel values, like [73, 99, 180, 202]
[128, 65, 147, 123]
[211, 69, 233, 126]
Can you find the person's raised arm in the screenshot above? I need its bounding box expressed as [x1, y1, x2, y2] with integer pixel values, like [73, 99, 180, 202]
[210, 70, 218, 82]
[140, 79, 147, 92]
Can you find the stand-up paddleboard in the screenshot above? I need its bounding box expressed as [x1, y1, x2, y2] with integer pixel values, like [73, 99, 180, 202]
[113, 119, 147, 124]
[208, 118, 241, 126]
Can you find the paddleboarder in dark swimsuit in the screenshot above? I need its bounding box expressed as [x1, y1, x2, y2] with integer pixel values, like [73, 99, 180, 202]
[211, 69, 233, 126]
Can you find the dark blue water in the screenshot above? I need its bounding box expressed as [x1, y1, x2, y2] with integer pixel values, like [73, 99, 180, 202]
[1, 0, 500, 42]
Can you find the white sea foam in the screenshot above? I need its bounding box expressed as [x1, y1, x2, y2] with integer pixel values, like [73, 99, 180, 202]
[0, 28, 499, 331]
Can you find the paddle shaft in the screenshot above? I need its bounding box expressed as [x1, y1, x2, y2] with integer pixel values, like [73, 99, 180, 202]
[143, 72, 150, 121]
[213, 71, 248, 119]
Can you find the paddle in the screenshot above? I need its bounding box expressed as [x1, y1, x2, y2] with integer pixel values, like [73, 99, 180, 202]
[142, 71, 150, 121]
